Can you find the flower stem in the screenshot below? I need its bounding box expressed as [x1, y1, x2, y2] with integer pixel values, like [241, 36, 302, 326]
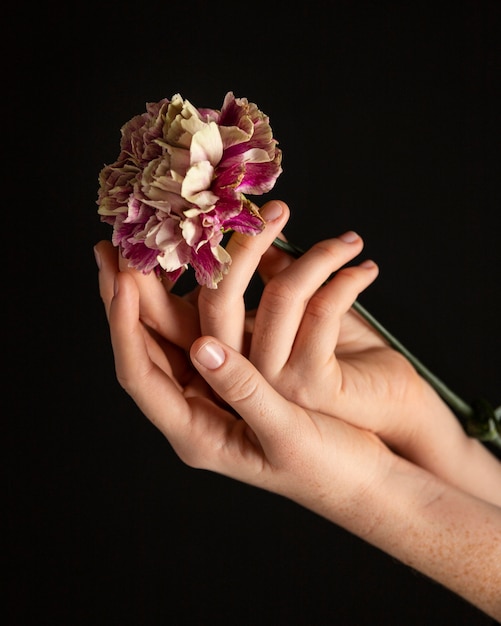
[272, 238, 501, 448]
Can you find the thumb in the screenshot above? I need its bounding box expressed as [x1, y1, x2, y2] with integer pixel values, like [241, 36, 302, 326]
[190, 336, 297, 448]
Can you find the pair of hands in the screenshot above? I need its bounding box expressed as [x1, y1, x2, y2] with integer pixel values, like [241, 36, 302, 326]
[95, 200, 498, 508]
[95, 200, 402, 499]
[95, 200, 501, 620]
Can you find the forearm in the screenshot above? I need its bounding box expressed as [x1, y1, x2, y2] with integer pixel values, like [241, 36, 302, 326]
[308, 453, 501, 620]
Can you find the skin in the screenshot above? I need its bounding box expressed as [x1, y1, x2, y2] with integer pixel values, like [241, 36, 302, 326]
[94, 200, 501, 620]
[197, 201, 501, 506]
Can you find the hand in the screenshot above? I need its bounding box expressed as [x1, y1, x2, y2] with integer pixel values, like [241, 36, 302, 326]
[196, 202, 501, 503]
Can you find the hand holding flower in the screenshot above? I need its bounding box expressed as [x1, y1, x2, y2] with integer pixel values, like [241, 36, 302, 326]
[95, 91, 501, 621]
[96, 90, 500, 448]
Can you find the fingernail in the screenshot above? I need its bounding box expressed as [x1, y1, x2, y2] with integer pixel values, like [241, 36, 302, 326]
[339, 231, 359, 243]
[360, 259, 376, 269]
[93, 246, 102, 269]
[195, 341, 226, 369]
[261, 201, 283, 222]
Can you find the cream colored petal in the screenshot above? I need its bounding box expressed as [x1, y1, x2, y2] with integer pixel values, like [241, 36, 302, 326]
[166, 144, 191, 178]
[180, 113, 207, 138]
[212, 244, 232, 265]
[190, 122, 223, 166]
[218, 124, 252, 148]
[182, 161, 218, 209]
[157, 248, 185, 272]
[187, 190, 218, 210]
[180, 217, 204, 247]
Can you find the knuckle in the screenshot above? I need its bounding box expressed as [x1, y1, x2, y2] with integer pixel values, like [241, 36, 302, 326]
[336, 265, 361, 281]
[114, 362, 150, 399]
[229, 233, 254, 255]
[288, 384, 313, 408]
[279, 376, 313, 408]
[332, 266, 367, 296]
[176, 442, 206, 469]
[311, 239, 343, 264]
[224, 370, 262, 405]
[306, 292, 335, 320]
[262, 276, 298, 313]
[115, 366, 135, 394]
[197, 288, 225, 322]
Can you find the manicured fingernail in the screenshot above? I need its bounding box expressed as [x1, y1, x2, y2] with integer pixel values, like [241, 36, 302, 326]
[93, 246, 102, 269]
[261, 201, 283, 222]
[339, 231, 359, 243]
[360, 259, 376, 269]
[195, 341, 226, 369]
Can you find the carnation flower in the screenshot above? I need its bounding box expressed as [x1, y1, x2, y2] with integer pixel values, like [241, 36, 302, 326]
[97, 92, 282, 288]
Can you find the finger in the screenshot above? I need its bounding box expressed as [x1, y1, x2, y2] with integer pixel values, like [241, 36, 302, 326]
[292, 259, 379, 367]
[190, 336, 304, 468]
[118, 247, 200, 351]
[257, 234, 296, 284]
[95, 240, 119, 319]
[109, 272, 195, 435]
[198, 200, 290, 352]
[250, 232, 365, 374]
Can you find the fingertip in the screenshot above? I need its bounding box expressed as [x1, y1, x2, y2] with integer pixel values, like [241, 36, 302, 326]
[338, 230, 361, 244]
[93, 240, 113, 267]
[94, 239, 114, 253]
[192, 338, 227, 370]
[260, 200, 290, 224]
[359, 259, 379, 271]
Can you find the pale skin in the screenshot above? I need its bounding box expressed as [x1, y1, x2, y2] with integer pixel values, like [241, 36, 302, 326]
[94, 200, 501, 620]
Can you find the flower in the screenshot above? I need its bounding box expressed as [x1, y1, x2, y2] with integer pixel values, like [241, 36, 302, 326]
[97, 92, 282, 288]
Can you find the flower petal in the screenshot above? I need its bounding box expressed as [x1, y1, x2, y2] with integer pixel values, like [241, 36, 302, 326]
[190, 122, 223, 166]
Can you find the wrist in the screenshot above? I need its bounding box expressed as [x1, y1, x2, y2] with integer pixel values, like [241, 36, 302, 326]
[385, 377, 501, 503]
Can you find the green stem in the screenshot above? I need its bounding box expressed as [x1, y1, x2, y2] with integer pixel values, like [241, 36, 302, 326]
[272, 238, 501, 448]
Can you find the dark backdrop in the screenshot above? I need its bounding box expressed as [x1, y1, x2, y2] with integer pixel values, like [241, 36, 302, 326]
[6, 1, 501, 624]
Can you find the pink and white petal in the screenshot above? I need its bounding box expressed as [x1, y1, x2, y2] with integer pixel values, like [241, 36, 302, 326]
[192, 243, 231, 289]
[237, 158, 283, 194]
[223, 210, 264, 234]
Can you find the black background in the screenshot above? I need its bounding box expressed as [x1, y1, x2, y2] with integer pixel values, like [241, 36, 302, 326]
[6, 1, 501, 624]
